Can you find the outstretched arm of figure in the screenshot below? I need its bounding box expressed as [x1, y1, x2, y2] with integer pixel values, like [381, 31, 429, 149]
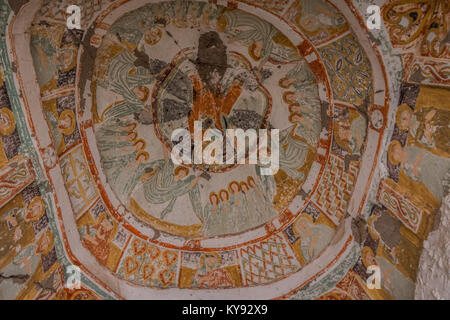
[189, 172, 202, 189]
[221, 80, 243, 115]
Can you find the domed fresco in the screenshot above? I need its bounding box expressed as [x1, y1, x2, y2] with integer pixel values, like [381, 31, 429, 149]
[0, 0, 448, 300]
[93, 2, 325, 240]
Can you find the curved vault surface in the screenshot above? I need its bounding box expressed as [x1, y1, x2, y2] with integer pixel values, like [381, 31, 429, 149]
[17, 0, 388, 297]
[9, 0, 447, 300]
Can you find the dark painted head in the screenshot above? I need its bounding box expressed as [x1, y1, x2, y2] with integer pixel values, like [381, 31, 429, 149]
[196, 31, 227, 91]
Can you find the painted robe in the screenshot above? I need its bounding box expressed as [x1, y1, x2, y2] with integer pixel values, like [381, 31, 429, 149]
[226, 193, 244, 234]
[30, 35, 58, 87]
[220, 9, 297, 64]
[253, 181, 277, 222]
[96, 119, 133, 155]
[82, 225, 113, 266]
[279, 126, 311, 179]
[114, 161, 148, 202]
[0, 244, 40, 300]
[188, 74, 242, 133]
[44, 110, 64, 153]
[295, 0, 347, 34]
[285, 61, 317, 89]
[204, 197, 246, 237]
[202, 202, 222, 238]
[292, 119, 320, 148]
[349, 113, 367, 155]
[255, 166, 277, 202]
[96, 120, 146, 200]
[236, 193, 252, 233]
[233, 192, 250, 231]
[216, 200, 231, 236]
[192, 264, 234, 288]
[300, 224, 334, 263]
[0, 211, 34, 270]
[142, 159, 202, 219]
[409, 107, 450, 153]
[103, 50, 155, 120]
[402, 146, 450, 202]
[220, 9, 278, 62]
[241, 192, 257, 227]
[377, 256, 415, 300]
[246, 187, 265, 226]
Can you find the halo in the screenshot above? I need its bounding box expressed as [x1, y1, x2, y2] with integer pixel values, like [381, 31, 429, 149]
[279, 77, 292, 89]
[333, 120, 351, 152]
[126, 122, 138, 133]
[36, 229, 54, 255]
[219, 189, 229, 201]
[0, 107, 16, 136]
[144, 27, 162, 46]
[133, 139, 146, 150]
[248, 42, 262, 61]
[292, 214, 313, 237]
[174, 165, 189, 176]
[135, 86, 150, 103]
[25, 196, 45, 222]
[228, 181, 241, 193]
[199, 252, 222, 267]
[216, 12, 228, 32]
[136, 151, 149, 162]
[154, 14, 170, 28]
[288, 103, 302, 113]
[388, 140, 402, 165]
[395, 104, 413, 131]
[57, 44, 78, 72]
[288, 112, 303, 123]
[240, 181, 249, 191]
[127, 131, 138, 142]
[209, 192, 219, 204]
[361, 246, 376, 269]
[98, 213, 118, 240]
[58, 110, 76, 136]
[283, 91, 297, 104]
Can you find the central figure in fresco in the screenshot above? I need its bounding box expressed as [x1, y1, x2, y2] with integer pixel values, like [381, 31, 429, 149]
[93, 1, 324, 239]
[154, 31, 273, 174]
[188, 31, 243, 133]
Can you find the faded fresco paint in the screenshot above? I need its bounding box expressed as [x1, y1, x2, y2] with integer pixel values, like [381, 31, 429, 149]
[0, 0, 447, 300]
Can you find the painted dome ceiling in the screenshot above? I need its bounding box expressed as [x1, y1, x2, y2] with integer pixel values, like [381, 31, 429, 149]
[0, 0, 448, 300]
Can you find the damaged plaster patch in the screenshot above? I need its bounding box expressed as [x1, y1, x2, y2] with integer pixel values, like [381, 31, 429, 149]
[415, 194, 450, 300]
[79, 24, 97, 112]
